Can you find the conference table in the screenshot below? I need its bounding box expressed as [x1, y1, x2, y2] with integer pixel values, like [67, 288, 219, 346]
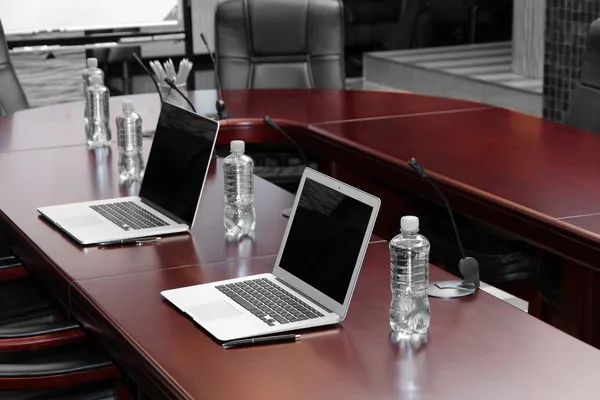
[2, 89, 600, 399]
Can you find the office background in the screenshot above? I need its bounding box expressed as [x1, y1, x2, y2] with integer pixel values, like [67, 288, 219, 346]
[9, 0, 594, 124]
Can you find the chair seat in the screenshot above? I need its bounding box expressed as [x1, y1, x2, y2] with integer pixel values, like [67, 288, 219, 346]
[1, 274, 52, 307]
[0, 301, 55, 326]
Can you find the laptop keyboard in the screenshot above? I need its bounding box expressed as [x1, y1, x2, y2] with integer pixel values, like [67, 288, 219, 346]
[90, 201, 170, 231]
[216, 278, 325, 326]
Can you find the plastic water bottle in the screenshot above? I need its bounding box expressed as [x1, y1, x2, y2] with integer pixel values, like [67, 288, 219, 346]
[116, 100, 144, 182]
[82, 58, 104, 134]
[389, 215, 431, 337]
[85, 75, 111, 148]
[223, 140, 255, 236]
[82, 57, 104, 96]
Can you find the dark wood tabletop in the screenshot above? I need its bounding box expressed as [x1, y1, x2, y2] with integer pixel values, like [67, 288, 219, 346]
[71, 242, 600, 400]
[0, 143, 296, 298]
[2, 89, 600, 398]
[0, 138, 382, 301]
[0, 90, 486, 153]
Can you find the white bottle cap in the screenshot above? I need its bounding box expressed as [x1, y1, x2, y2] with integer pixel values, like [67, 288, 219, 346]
[87, 57, 98, 68]
[122, 99, 134, 112]
[230, 140, 245, 153]
[90, 74, 103, 85]
[400, 215, 419, 231]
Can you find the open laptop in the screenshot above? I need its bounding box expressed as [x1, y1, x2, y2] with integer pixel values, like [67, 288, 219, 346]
[37, 102, 219, 245]
[161, 168, 380, 341]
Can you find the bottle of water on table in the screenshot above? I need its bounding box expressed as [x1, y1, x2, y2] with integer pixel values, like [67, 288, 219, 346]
[223, 140, 255, 236]
[390, 215, 431, 338]
[116, 100, 144, 182]
[82, 58, 104, 134]
[85, 75, 111, 148]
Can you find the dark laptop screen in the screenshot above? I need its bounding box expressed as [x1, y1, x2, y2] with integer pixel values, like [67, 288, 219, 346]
[139, 103, 218, 226]
[278, 178, 373, 304]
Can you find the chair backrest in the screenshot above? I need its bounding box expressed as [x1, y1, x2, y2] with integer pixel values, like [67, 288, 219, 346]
[564, 19, 600, 132]
[215, 0, 345, 90]
[0, 19, 29, 115]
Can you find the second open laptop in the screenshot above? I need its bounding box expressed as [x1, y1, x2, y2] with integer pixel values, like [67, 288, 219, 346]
[161, 168, 381, 342]
[37, 102, 220, 245]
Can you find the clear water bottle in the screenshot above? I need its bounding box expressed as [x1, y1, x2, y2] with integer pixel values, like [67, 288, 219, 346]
[389, 215, 431, 337]
[82, 58, 104, 134]
[85, 75, 111, 148]
[82, 57, 104, 96]
[116, 100, 144, 183]
[223, 140, 255, 236]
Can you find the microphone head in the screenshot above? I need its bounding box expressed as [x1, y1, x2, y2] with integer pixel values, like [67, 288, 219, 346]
[408, 158, 428, 179]
[164, 77, 175, 87]
[216, 99, 226, 113]
[459, 256, 480, 288]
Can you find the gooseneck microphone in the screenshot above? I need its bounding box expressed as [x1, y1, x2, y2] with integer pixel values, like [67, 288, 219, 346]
[263, 117, 310, 218]
[132, 52, 163, 104]
[263, 117, 309, 166]
[200, 33, 228, 120]
[408, 158, 479, 299]
[163, 78, 197, 113]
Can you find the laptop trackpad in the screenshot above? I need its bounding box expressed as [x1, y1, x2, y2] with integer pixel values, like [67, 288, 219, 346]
[63, 214, 106, 229]
[188, 301, 242, 321]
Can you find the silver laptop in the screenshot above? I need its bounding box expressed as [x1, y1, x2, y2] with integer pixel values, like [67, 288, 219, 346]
[37, 102, 219, 245]
[161, 168, 381, 342]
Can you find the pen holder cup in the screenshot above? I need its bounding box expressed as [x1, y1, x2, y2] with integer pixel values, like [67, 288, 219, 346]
[159, 82, 189, 110]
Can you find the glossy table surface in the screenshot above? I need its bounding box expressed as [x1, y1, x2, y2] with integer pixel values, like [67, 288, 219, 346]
[4, 90, 599, 266]
[2, 89, 600, 399]
[72, 242, 600, 400]
[0, 90, 487, 153]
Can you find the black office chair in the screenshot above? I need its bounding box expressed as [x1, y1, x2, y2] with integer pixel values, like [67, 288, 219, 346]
[564, 18, 600, 133]
[0, 19, 29, 115]
[0, 256, 129, 398]
[215, 0, 345, 90]
[215, 0, 345, 191]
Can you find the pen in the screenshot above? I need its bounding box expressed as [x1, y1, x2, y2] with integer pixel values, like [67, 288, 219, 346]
[98, 237, 161, 247]
[222, 334, 301, 349]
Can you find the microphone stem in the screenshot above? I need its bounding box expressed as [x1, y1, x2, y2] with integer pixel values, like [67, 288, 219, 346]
[201, 33, 227, 119]
[132, 52, 163, 104]
[425, 178, 466, 260]
[264, 117, 310, 167]
[164, 78, 197, 113]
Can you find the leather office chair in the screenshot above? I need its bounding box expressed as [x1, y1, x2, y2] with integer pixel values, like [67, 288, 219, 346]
[0, 257, 128, 399]
[0, 19, 29, 115]
[215, 0, 345, 90]
[215, 0, 344, 191]
[564, 18, 600, 133]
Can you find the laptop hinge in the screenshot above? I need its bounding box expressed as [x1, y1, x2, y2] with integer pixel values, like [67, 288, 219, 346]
[139, 198, 188, 226]
[274, 277, 333, 314]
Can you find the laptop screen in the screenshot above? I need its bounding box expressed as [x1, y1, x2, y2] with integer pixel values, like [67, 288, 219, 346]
[139, 103, 219, 226]
[277, 177, 374, 304]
